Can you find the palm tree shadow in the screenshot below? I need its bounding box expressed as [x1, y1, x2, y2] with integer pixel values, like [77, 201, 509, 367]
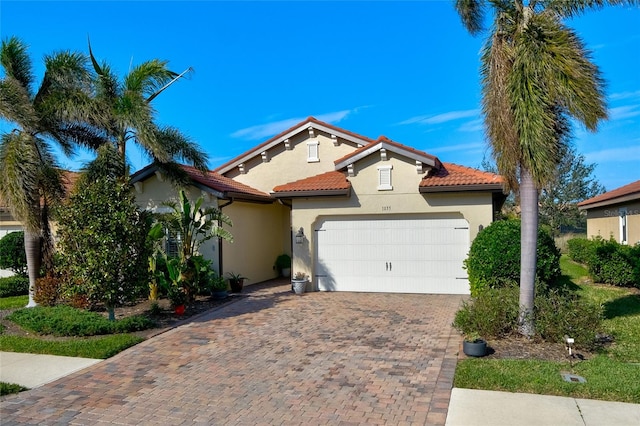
[602, 294, 640, 320]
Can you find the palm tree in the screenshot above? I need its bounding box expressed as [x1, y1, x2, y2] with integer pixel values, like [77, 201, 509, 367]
[453, 0, 632, 335]
[0, 37, 94, 306]
[86, 42, 208, 178]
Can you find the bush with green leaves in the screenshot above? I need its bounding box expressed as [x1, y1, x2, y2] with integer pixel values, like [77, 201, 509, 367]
[453, 285, 602, 349]
[0, 275, 29, 297]
[0, 231, 27, 276]
[7, 305, 155, 337]
[55, 172, 151, 320]
[567, 237, 640, 287]
[464, 220, 561, 296]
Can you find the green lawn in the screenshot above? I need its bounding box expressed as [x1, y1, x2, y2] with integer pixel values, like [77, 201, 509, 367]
[454, 256, 640, 403]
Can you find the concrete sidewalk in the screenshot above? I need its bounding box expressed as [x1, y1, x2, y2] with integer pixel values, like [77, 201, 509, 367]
[446, 388, 640, 426]
[0, 351, 101, 389]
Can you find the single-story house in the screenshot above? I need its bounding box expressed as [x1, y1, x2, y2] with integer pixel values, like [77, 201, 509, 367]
[578, 179, 640, 245]
[131, 117, 506, 295]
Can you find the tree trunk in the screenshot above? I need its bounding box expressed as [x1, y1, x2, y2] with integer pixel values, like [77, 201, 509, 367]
[519, 167, 538, 337]
[24, 230, 41, 308]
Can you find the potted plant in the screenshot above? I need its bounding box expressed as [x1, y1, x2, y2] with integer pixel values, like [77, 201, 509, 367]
[462, 332, 487, 357]
[227, 272, 247, 293]
[274, 254, 291, 277]
[209, 271, 229, 300]
[291, 271, 307, 294]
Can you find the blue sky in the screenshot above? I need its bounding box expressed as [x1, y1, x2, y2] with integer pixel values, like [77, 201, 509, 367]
[1, 1, 639, 191]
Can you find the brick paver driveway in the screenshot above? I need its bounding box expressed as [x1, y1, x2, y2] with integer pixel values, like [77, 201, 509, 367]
[1, 282, 465, 425]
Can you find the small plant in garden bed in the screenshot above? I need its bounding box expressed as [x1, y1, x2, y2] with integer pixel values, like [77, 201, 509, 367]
[1, 382, 28, 396]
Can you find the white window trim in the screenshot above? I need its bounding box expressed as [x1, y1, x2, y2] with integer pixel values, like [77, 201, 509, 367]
[307, 140, 319, 162]
[620, 208, 628, 245]
[377, 165, 393, 191]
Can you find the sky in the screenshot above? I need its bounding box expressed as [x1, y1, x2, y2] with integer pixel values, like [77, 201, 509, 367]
[1, 0, 639, 191]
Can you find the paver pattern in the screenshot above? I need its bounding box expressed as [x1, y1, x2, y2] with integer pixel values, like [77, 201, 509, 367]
[1, 282, 464, 425]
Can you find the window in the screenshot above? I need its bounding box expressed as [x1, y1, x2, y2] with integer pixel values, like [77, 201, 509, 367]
[377, 165, 393, 190]
[307, 140, 319, 162]
[620, 208, 628, 245]
[165, 231, 181, 258]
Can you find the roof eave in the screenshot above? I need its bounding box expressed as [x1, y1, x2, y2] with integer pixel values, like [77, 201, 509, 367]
[419, 184, 504, 193]
[578, 192, 640, 210]
[271, 188, 351, 198]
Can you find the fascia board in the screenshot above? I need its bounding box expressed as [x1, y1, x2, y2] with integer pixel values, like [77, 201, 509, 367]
[335, 141, 437, 170]
[419, 184, 504, 193]
[217, 121, 373, 175]
[578, 193, 640, 210]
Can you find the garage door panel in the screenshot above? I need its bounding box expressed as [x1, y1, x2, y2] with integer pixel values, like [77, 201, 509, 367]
[316, 217, 470, 294]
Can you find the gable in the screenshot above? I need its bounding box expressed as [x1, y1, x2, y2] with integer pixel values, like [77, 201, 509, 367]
[216, 117, 374, 193]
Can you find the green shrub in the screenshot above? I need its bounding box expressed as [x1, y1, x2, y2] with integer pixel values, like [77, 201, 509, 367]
[535, 289, 603, 349]
[453, 285, 520, 338]
[7, 305, 156, 337]
[0, 231, 27, 276]
[566, 237, 594, 265]
[589, 239, 638, 287]
[453, 285, 602, 348]
[112, 315, 156, 333]
[464, 220, 561, 296]
[0, 275, 29, 297]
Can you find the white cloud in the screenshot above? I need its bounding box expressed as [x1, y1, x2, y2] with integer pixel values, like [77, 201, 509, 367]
[399, 109, 480, 126]
[609, 90, 640, 101]
[231, 109, 356, 140]
[584, 145, 640, 164]
[458, 118, 484, 132]
[608, 105, 640, 121]
[428, 142, 485, 154]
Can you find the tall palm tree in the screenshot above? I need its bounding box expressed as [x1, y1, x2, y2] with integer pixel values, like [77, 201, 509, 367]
[0, 37, 94, 306]
[453, 0, 632, 335]
[86, 43, 208, 178]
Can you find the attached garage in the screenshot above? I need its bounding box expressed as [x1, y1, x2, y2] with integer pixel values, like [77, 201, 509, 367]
[315, 216, 471, 294]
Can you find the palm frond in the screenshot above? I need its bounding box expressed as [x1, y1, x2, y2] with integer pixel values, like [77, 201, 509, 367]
[34, 50, 93, 105]
[0, 78, 38, 129]
[0, 37, 34, 96]
[543, 0, 640, 18]
[155, 126, 209, 172]
[455, 0, 486, 34]
[124, 59, 179, 100]
[0, 132, 43, 232]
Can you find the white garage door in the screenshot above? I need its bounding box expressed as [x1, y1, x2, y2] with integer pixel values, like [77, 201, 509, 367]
[316, 217, 470, 294]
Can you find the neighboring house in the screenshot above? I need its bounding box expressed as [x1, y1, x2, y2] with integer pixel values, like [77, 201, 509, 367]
[131, 117, 505, 294]
[0, 204, 22, 239]
[578, 179, 640, 245]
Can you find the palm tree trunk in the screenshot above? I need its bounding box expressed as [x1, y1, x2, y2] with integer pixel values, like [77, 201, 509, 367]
[24, 230, 41, 307]
[519, 167, 538, 337]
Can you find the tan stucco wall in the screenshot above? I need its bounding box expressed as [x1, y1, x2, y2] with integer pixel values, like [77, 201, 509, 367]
[290, 152, 495, 288]
[132, 174, 222, 273]
[221, 202, 290, 284]
[585, 200, 640, 245]
[225, 132, 360, 193]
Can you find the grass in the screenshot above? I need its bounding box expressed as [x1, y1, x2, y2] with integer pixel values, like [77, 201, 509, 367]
[0, 334, 144, 359]
[454, 255, 640, 403]
[0, 295, 28, 310]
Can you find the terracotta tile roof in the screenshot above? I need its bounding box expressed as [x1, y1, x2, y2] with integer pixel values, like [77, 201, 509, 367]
[272, 171, 351, 196]
[215, 116, 375, 174]
[578, 179, 640, 208]
[130, 164, 273, 202]
[335, 135, 440, 167]
[0, 170, 79, 209]
[420, 163, 504, 191]
[179, 166, 273, 200]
